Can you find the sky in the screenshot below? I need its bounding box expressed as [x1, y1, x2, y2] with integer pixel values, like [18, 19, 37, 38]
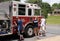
[21, 0, 60, 6]
[42, 0, 60, 6]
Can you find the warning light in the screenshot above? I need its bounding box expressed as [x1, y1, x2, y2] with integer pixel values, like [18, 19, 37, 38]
[27, 6, 29, 8]
[14, 4, 16, 6]
[31, 4, 33, 6]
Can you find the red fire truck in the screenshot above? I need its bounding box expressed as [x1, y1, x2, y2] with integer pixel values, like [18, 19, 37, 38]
[0, 1, 42, 37]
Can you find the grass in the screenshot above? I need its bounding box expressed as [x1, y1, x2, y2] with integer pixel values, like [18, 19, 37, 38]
[46, 16, 60, 24]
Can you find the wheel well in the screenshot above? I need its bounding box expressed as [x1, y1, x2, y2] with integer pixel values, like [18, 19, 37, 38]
[24, 23, 34, 31]
[25, 23, 33, 28]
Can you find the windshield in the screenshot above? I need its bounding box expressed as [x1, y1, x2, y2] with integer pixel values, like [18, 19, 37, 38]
[34, 9, 40, 16]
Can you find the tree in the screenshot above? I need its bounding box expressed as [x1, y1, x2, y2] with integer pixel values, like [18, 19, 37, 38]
[41, 3, 51, 18]
[52, 3, 58, 10]
[58, 3, 60, 9]
[26, 0, 42, 7]
[26, 0, 37, 3]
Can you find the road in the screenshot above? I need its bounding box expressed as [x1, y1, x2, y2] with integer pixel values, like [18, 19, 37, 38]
[46, 24, 60, 35]
[0, 24, 60, 41]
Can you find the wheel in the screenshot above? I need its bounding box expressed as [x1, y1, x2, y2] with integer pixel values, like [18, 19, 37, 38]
[24, 25, 34, 37]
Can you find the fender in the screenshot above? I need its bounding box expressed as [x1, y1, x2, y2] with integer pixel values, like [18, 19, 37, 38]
[24, 22, 33, 28]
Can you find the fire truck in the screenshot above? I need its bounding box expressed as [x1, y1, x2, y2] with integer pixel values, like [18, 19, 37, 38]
[0, 1, 42, 37]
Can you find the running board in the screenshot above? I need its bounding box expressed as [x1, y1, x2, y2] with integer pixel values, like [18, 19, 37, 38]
[0, 33, 12, 36]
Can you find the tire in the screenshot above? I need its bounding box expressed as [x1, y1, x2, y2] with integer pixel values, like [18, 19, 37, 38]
[24, 25, 34, 37]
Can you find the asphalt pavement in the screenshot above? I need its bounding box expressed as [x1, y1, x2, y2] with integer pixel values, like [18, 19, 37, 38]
[0, 24, 60, 41]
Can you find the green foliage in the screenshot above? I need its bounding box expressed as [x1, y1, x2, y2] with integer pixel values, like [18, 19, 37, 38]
[41, 3, 52, 18]
[52, 3, 60, 10]
[58, 3, 60, 9]
[0, 0, 10, 2]
[52, 3, 58, 10]
[26, 0, 42, 7]
[26, 0, 37, 3]
[34, 9, 40, 16]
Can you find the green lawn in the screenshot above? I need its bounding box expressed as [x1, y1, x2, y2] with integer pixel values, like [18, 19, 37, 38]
[46, 16, 60, 24]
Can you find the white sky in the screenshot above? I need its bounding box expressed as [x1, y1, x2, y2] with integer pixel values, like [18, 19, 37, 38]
[21, 0, 26, 3]
[21, 0, 60, 6]
[42, 0, 60, 6]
